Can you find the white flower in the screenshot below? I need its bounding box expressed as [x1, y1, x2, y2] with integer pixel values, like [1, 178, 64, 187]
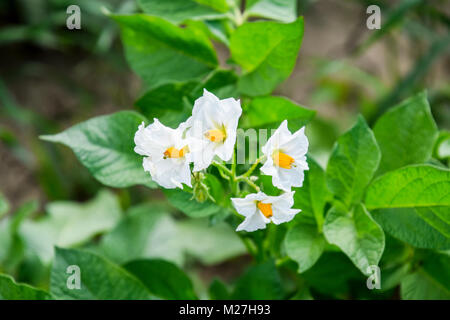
[134, 119, 192, 189]
[231, 191, 300, 232]
[260, 120, 309, 192]
[185, 89, 242, 171]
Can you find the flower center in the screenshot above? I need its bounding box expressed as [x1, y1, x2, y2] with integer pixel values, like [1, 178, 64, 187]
[164, 146, 188, 159]
[272, 151, 294, 169]
[204, 128, 226, 143]
[257, 201, 273, 218]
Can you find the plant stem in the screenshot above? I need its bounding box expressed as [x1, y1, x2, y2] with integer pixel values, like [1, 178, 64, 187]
[237, 155, 265, 180]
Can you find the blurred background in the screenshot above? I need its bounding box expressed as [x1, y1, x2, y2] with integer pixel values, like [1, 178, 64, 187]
[0, 0, 449, 297]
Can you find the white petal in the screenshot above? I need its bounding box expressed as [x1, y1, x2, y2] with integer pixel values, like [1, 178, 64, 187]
[271, 208, 300, 225]
[236, 211, 270, 232]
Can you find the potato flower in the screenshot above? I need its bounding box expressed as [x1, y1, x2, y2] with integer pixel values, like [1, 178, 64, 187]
[261, 120, 309, 191]
[231, 191, 300, 232]
[185, 89, 242, 172]
[134, 119, 192, 189]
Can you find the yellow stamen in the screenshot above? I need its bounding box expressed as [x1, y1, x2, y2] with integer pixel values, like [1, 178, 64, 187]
[164, 146, 188, 159]
[273, 151, 294, 169]
[257, 201, 273, 218]
[205, 129, 226, 142]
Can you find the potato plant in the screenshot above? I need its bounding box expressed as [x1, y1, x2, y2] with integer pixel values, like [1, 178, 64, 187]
[0, 0, 449, 300]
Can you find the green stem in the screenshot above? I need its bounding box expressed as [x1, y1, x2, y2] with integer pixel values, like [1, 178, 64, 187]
[237, 155, 265, 180]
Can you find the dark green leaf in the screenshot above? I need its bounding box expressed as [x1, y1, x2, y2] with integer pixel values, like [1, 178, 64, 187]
[50, 248, 153, 300]
[372, 208, 450, 249]
[41, 111, 156, 188]
[113, 14, 218, 89]
[231, 260, 284, 299]
[124, 259, 197, 300]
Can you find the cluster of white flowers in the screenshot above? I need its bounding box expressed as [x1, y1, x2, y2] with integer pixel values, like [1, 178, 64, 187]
[134, 89, 309, 232]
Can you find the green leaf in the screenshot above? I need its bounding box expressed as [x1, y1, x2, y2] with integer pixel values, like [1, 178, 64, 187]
[190, 69, 239, 100]
[245, 0, 297, 23]
[241, 95, 315, 130]
[99, 206, 246, 266]
[416, 207, 450, 238]
[0, 274, 52, 300]
[50, 248, 153, 300]
[285, 222, 326, 273]
[293, 157, 330, 229]
[302, 252, 361, 296]
[372, 208, 450, 249]
[323, 204, 385, 275]
[176, 219, 246, 265]
[209, 278, 230, 300]
[230, 18, 304, 96]
[113, 14, 218, 89]
[41, 111, 156, 188]
[164, 189, 224, 218]
[138, 0, 228, 24]
[231, 260, 284, 299]
[19, 190, 122, 265]
[365, 164, 450, 210]
[326, 116, 381, 208]
[135, 82, 197, 128]
[373, 92, 438, 174]
[401, 270, 450, 300]
[0, 192, 9, 218]
[98, 203, 184, 265]
[124, 259, 197, 300]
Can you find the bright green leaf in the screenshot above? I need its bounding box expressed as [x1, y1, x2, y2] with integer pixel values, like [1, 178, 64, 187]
[365, 165, 450, 210]
[323, 204, 385, 275]
[230, 18, 304, 96]
[241, 95, 315, 130]
[0, 274, 52, 300]
[50, 248, 153, 300]
[113, 14, 218, 89]
[41, 111, 156, 188]
[124, 259, 197, 300]
[245, 0, 297, 23]
[373, 92, 438, 174]
[326, 115, 380, 208]
[285, 222, 326, 273]
[138, 0, 228, 24]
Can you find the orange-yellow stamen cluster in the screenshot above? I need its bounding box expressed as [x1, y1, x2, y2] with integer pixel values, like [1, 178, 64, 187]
[273, 151, 294, 169]
[205, 129, 226, 143]
[164, 146, 187, 159]
[257, 201, 273, 218]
